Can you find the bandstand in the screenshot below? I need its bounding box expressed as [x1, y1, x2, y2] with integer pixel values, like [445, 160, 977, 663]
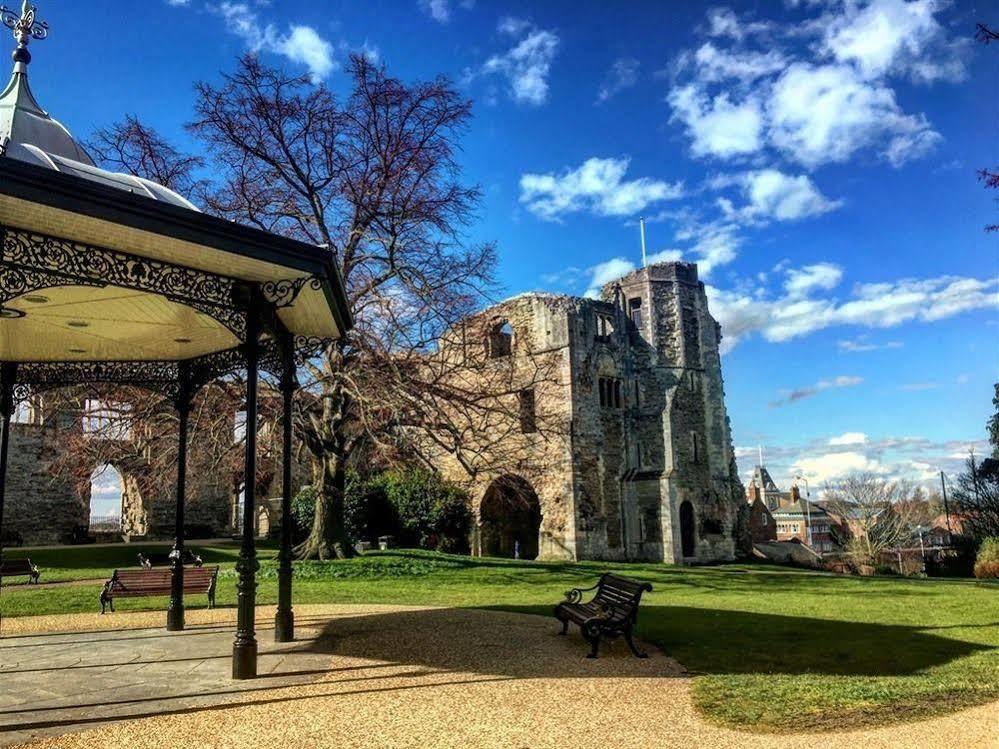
[0, 2, 351, 679]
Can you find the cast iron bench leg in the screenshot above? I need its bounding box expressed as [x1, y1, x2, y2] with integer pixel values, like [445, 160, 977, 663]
[624, 626, 648, 658]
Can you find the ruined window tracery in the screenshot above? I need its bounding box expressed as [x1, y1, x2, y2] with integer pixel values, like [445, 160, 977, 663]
[595, 313, 614, 342]
[598, 377, 622, 408]
[485, 321, 513, 358]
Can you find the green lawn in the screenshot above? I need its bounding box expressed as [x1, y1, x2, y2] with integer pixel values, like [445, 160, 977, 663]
[2, 545, 997, 733]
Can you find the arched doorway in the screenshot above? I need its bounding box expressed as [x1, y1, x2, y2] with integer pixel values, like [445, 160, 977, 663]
[480, 475, 542, 559]
[679, 500, 696, 558]
[88, 464, 123, 534]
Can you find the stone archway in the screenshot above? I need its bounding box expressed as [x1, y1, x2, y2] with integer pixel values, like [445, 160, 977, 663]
[480, 475, 542, 560]
[87, 463, 147, 538]
[679, 500, 696, 558]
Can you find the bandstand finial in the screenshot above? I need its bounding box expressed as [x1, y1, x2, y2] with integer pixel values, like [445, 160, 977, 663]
[1, 1, 48, 66]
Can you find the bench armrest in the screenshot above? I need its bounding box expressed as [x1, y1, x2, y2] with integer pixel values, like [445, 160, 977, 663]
[563, 582, 600, 604]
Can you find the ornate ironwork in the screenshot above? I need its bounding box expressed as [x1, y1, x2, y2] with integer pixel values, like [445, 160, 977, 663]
[292, 335, 336, 365]
[0, 226, 247, 339]
[260, 276, 322, 308]
[16, 360, 184, 399]
[1, 2, 48, 47]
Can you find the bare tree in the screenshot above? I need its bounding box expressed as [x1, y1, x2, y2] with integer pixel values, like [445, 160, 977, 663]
[977, 23, 999, 232]
[86, 115, 205, 196]
[185, 55, 558, 559]
[80, 55, 556, 559]
[825, 473, 920, 567]
[952, 455, 999, 540]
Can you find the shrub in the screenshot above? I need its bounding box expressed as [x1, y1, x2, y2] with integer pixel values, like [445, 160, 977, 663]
[290, 485, 319, 545]
[376, 468, 472, 553]
[974, 537, 999, 579]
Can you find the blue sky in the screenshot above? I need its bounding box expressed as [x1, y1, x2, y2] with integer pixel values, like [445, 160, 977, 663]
[22, 0, 997, 509]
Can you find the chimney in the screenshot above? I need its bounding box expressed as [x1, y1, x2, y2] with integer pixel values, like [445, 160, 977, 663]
[790, 485, 801, 504]
[747, 482, 761, 503]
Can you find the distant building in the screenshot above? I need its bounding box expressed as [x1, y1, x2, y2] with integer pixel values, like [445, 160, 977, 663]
[745, 481, 776, 543]
[772, 486, 837, 553]
[746, 465, 792, 511]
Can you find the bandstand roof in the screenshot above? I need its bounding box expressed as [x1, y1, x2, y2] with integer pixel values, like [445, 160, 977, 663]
[0, 5, 351, 390]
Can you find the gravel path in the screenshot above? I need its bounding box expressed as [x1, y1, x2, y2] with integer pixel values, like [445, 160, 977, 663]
[3, 605, 996, 749]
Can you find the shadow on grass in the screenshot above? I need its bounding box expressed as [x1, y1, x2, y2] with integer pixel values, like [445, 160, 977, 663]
[483, 604, 990, 677]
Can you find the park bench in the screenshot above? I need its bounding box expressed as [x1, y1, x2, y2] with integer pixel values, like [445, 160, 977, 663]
[554, 573, 652, 659]
[99, 566, 218, 614]
[137, 550, 203, 568]
[0, 558, 40, 584]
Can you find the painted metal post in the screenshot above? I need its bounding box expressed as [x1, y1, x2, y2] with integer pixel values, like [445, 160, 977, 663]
[274, 339, 296, 642]
[167, 363, 192, 632]
[0, 363, 18, 618]
[233, 305, 261, 679]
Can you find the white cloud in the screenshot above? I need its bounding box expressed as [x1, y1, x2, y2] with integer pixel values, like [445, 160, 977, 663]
[214, 2, 336, 81]
[768, 62, 941, 167]
[420, 0, 451, 22]
[596, 58, 640, 104]
[829, 432, 868, 446]
[668, 4, 960, 168]
[166, 0, 190, 6]
[792, 450, 887, 483]
[519, 157, 684, 221]
[709, 269, 999, 353]
[821, 0, 966, 83]
[724, 170, 842, 222]
[668, 85, 764, 158]
[419, 0, 474, 24]
[686, 43, 787, 84]
[584, 257, 636, 298]
[837, 337, 903, 352]
[770, 374, 864, 407]
[477, 20, 559, 105]
[784, 262, 843, 298]
[744, 435, 988, 491]
[705, 7, 773, 40]
[647, 249, 684, 264]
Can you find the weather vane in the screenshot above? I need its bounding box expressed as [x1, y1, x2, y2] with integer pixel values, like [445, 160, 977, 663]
[0, 1, 48, 65]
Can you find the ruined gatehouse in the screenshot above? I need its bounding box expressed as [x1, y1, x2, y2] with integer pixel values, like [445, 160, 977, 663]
[430, 262, 748, 564]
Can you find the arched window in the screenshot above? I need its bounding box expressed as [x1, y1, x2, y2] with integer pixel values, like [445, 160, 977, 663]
[485, 321, 513, 358]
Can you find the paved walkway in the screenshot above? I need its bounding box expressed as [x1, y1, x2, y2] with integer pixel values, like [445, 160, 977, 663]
[0, 605, 995, 749]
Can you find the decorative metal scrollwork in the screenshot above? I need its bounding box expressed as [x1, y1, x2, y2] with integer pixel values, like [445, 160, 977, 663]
[16, 360, 184, 399]
[260, 276, 322, 308]
[0, 225, 247, 340]
[292, 335, 335, 365]
[1, 2, 48, 46]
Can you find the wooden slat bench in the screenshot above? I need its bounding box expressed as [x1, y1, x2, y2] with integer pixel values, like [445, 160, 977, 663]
[0, 558, 40, 584]
[554, 573, 652, 658]
[99, 566, 218, 614]
[137, 550, 203, 568]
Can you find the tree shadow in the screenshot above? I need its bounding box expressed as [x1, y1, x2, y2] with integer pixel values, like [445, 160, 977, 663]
[0, 604, 991, 743]
[314, 605, 989, 679]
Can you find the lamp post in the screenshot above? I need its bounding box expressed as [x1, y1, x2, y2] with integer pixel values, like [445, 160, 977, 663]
[795, 475, 813, 548]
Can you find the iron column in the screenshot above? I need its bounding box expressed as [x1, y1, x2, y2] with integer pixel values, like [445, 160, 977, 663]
[274, 338, 297, 642]
[233, 305, 261, 679]
[167, 364, 192, 632]
[0, 363, 18, 625]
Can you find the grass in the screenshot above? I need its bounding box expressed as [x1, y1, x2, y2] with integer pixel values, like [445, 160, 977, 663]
[2, 544, 997, 733]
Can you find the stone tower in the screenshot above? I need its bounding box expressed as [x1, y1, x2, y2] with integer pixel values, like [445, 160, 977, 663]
[430, 261, 747, 564]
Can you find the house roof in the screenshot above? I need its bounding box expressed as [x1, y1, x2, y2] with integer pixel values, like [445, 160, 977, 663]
[771, 499, 830, 519]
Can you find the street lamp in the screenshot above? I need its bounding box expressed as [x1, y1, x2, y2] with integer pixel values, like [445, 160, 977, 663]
[794, 475, 813, 548]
